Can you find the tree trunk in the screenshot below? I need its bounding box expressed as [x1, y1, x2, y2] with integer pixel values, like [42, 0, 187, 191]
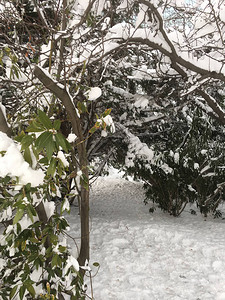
[0, 104, 12, 137]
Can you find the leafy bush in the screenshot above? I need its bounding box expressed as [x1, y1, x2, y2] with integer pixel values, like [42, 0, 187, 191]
[0, 111, 85, 299]
[125, 108, 225, 217]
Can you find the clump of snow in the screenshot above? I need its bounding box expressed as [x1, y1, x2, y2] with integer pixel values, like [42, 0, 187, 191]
[67, 133, 77, 143]
[64, 255, 79, 274]
[87, 87, 102, 101]
[0, 131, 45, 187]
[103, 115, 115, 134]
[19, 214, 33, 231]
[57, 151, 69, 167]
[125, 133, 154, 167]
[174, 152, 180, 164]
[62, 198, 70, 213]
[30, 267, 45, 295]
[75, 170, 83, 191]
[194, 163, 199, 169]
[43, 201, 55, 220]
[0, 258, 6, 269]
[117, 0, 128, 10]
[0, 206, 12, 222]
[97, 114, 115, 137]
[133, 95, 149, 109]
[160, 163, 174, 174]
[201, 149, 207, 155]
[101, 17, 110, 30]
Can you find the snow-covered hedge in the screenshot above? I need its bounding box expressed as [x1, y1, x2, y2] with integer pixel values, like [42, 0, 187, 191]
[125, 106, 225, 217]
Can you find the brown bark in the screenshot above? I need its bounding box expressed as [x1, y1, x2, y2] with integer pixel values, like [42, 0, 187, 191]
[35, 201, 52, 250]
[0, 105, 12, 137]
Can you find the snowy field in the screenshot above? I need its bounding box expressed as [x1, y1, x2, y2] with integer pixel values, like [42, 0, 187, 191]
[68, 176, 225, 300]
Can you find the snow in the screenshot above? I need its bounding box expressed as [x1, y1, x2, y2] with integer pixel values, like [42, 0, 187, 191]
[117, 0, 128, 10]
[125, 132, 154, 167]
[19, 214, 33, 231]
[64, 255, 79, 273]
[43, 201, 55, 220]
[102, 115, 115, 133]
[67, 176, 225, 300]
[219, 5, 225, 23]
[135, 4, 148, 28]
[134, 95, 149, 108]
[67, 133, 77, 143]
[0, 131, 45, 187]
[87, 87, 102, 101]
[57, 150, 69, 167]
[174, 152, 180, 163]
[194, 163, 199, 169]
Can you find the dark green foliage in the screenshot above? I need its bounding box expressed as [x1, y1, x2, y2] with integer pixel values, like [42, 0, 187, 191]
[126, 106, 225, 217]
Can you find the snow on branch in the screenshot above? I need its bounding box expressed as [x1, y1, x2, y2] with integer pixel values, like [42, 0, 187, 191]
[197, 89, 225, 126]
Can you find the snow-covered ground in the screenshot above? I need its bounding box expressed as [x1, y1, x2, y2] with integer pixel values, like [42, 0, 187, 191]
[68, 175, 225, 300]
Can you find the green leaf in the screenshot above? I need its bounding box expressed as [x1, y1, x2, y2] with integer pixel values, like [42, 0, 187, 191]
[58, 245, 67, 253]
[31, 144, 39, 160]
[46, 136, 56, 160]
[21, 135, 34, 150]
[24, 183, 31, 193]
[35, 132, 52, 150]
[19, 285, 25, 300]
[3, 175, 11, 185]
[39, 157, 48, 164]
[21, 240, 26, 251]
[38, 110, 53, 129]
[51, 253, 59, 267]
[24, 147, 32, 165]
[103, 108, 112, 117]
[47, 158, 57, 177]
[55, 133, 71, 152]
[26, 284, 35, 298]
[10, 285, 17, 299]
[53, 119, 61, 130]
[77, 101, 87, 114]
[13, 208, 24, 225]
[27, 204, 36, 222]
[81, 174, 89, 191]
[89, 126, 97, 134]
[27, 204, 37, 216]
[27, 207, 34, 222]
[15, 131, 26, 142]
[12, 65, 20, 79]
[26, 120, 45, 133]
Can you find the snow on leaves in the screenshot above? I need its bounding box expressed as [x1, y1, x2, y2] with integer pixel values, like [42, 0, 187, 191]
[0, 132, 45, 187]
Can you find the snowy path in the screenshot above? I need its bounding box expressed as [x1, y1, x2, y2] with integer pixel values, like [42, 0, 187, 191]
[68, 178, 225, 300]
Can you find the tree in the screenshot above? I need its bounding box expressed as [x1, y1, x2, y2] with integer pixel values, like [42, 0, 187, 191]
[0, 0, 225, 297]
[0, 0, 114, 298]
